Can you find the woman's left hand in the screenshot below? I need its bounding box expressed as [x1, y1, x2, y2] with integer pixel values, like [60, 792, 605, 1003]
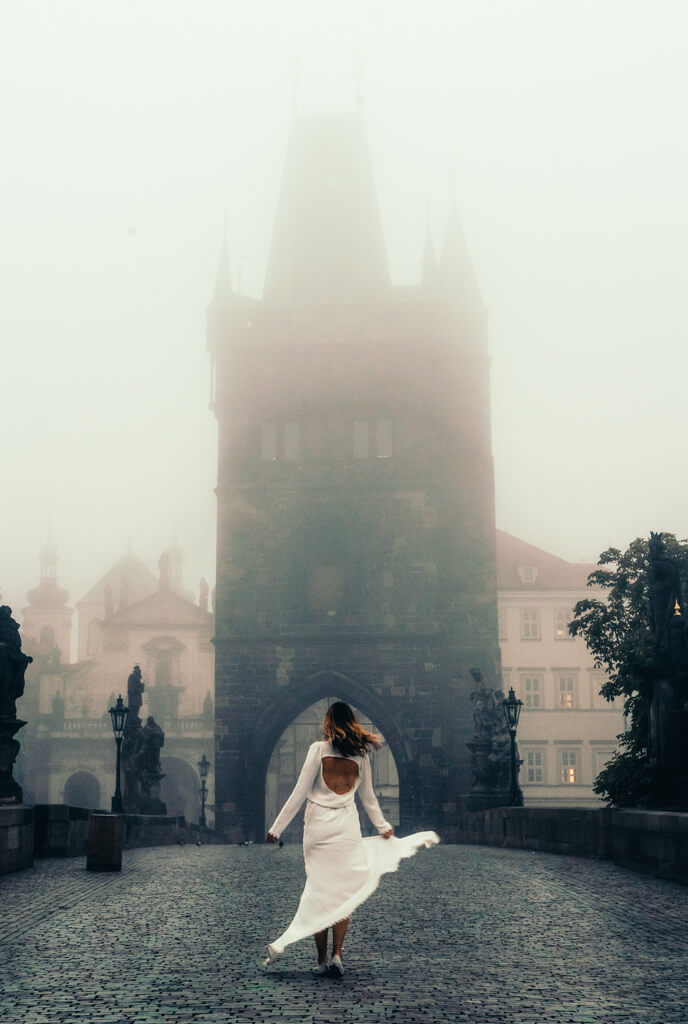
[381, 828, 394, 839]
[266, 832, 279, 844]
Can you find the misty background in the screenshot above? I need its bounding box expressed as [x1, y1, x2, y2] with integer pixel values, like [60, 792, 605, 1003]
[3, 0, 687, 626]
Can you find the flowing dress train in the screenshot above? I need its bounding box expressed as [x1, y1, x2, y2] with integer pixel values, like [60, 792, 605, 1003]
[266, 739, 440, 957]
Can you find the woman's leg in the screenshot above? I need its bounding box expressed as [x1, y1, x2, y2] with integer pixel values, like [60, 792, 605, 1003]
[314, 927, 329, 964]
[331, 917, 349, 957]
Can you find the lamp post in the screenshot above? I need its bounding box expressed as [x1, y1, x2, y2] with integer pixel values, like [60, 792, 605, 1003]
[197, 753, 211, 831]
[108, 695, 129, 813]
[502, 687, 524, 807]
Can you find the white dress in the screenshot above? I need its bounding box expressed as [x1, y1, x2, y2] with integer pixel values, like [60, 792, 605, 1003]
[266, 739, 440, 956]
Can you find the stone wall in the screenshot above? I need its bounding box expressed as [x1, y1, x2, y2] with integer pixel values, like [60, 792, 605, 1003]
[0, 805, 34, 874]
[450, 806, 688, 884]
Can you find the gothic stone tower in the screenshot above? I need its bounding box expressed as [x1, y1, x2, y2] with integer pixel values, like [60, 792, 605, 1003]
[209, 113, 500, 842]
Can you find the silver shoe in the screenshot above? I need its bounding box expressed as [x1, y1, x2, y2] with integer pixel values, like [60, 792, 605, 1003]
[329, 954, 344, 978]
[263, 943, 281, 967]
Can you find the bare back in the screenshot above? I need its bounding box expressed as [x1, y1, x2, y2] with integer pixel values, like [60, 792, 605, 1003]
[321, 755, 359, 795]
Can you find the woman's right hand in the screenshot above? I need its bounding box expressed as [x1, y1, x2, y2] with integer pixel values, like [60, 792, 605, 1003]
[266, 832, 279, 844]
[381, 828, 394, 839]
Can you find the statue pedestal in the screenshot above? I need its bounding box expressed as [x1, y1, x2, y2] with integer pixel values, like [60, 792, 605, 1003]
[0, 804, 33, 874]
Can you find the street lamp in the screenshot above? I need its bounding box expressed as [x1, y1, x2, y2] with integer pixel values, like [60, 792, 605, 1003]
[197, 753, 211, 831]
[502, 687, 524, 807]
[108, 695, 129, 813]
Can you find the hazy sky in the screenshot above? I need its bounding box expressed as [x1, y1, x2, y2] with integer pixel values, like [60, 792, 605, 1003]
[3, 0, 688, 623]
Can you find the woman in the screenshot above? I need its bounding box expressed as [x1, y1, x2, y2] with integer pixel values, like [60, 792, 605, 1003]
[264, 701, 440, 976]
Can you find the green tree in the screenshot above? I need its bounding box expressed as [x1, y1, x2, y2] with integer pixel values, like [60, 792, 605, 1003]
[569, 534, 688, 806]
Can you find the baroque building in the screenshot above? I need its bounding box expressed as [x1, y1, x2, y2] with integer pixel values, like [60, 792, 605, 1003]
[208, 111, 502, 842]
[18, 547, 215, 824]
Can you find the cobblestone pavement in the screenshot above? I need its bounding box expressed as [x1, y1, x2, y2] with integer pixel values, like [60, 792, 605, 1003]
[1, 843, 687, 1024]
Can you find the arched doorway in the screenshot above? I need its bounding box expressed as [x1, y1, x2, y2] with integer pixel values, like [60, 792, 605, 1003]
[265, 696, 400, 843]
[64, 771, 101, 809]
[161, 756, 200, 823]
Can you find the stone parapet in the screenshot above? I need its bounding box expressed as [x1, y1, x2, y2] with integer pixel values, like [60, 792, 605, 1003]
[33, 804, 91, 858]
[448, 806, 688, 884]
[0, 804, 34, 874]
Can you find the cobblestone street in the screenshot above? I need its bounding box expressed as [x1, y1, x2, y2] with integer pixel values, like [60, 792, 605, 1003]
[1, 843, 686, 1024]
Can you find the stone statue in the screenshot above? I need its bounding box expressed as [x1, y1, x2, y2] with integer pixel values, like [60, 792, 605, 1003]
[122, 663, 167, 815]
[141, 716, 164, 772]
[466, 668, 511, 803]
[0, 606, 32, 803]
[0, 606, 32, 719]
[127, 664, 144, 726]
[648, 532, 682, 652]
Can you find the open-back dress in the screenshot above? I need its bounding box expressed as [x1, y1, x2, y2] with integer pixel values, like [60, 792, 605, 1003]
[265, 739, 440, 958]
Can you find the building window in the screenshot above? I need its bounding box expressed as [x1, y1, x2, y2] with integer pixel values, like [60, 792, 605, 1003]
[521, 674, 542, 708]
[261, 423, 277, 461]
[498, 606, 508, 640]
[594, 750, 614, 776]
[554, 608, 572, 640]
[517, 565, 538, 584]
[520, 609, 541, 640]
[501, 670, 511, 690]
[353, 420, 369, 459]
[284, 422, 300, 460]
[525, 750, 545, 784]
[558, 675, 577, 709]
[560, 750, 578, 784]
[376, 419, 393, 458]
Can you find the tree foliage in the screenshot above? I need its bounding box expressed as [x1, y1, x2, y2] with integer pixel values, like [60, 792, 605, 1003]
[569, 534, 688, 806]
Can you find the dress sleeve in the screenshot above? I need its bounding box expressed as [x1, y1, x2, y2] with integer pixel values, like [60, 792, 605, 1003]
[268, 741, 321, 839]
[357, 753, 392, 834]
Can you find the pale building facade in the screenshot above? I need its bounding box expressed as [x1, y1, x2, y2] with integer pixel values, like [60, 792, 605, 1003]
[496, 530, 623, 807]
[18, 547, 215, 825]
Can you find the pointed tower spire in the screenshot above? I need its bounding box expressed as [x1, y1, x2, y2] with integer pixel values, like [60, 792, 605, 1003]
[439, 180, 485, 310]
[422, 201, 438, 290]
[212, 213, 233, 305]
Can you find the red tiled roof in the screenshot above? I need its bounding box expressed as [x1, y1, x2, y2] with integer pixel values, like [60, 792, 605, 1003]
[496, 530, 597, 590]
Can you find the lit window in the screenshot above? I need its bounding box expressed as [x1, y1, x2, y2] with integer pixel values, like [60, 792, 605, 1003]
[376, 419, 393, 458]
[498, 607, 508, 640]
[560, 750, 577, 784]
[521, 675, 542, 708]
[554, 608, 572, 640]
[520, 609, 541, 640]
[526, 750, 544, 784]
[558, 675, 576, 709]
[261, 423, 277, 461]
[284, 422, 300, 460]
[353, 420, 369, 459]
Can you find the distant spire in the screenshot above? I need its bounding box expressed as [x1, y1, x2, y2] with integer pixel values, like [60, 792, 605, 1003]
[212, 213, 233, 305]
[422, 201, 437, 290]
[439, 183, 485, 311]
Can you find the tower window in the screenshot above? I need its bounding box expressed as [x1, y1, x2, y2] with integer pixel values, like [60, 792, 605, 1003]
[261, 423, 277, 461]
[284, 422, 300, 460]
[353, 420, 369, 459]
[376, 419, 393, 458]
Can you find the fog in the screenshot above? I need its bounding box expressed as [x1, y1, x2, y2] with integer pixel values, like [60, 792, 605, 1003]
[3, 0, 688, 621]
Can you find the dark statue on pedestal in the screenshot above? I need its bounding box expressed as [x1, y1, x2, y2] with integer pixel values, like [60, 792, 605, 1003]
[465, 668, 514, 810]
[122, 665, 167, 815]
[0, 606, 32, 804]
[647, 534, 688, 808]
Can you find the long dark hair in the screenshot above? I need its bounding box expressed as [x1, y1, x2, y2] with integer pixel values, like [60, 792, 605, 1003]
[322, 701, 382, 757]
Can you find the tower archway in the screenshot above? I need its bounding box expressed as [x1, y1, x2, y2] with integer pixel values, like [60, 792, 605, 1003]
[161, 756, 200, 823]
[241, 670, 415, 844]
